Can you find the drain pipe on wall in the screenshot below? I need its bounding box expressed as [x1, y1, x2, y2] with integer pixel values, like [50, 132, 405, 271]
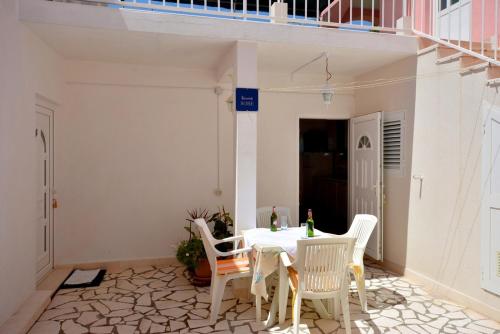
[214, 86, 223, 196]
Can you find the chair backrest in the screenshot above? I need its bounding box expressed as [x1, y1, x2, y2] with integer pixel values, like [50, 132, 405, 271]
[346, 214, 378, 265]
[256, 206, 293, 228]
[194, 218, 218, 271]
[295, 237, 355, 293]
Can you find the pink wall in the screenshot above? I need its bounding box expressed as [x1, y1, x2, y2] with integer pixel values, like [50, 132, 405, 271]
[381, 0, 404, 28]
[412, 0, 500, 45]
[320, 0, 499, 44]
[471, 0, 500, 45]
[413, 0, 433, 35]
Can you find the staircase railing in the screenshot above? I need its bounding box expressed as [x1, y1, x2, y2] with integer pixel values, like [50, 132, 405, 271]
[411, 0, 500, 66]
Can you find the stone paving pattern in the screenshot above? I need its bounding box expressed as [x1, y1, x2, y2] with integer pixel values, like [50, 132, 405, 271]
[29, 262, 500, 334]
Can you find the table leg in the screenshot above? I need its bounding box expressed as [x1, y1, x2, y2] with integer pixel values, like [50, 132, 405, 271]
[256, 295, 261, 322]
[265, 288, 278, 328]
[278, 262, 288, 324]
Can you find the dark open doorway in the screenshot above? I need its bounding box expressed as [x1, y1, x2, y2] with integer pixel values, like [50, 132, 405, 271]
[299, 119, 348, 234]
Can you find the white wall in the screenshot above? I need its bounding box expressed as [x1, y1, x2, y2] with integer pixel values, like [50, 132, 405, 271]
[57, 61, 235, 264]
[55, 61, 356, 264]
[257, 90, 355, 224]
[355, 56, 417, 272]
[0, 0, 64, 325]
[406, 50, 500, 320]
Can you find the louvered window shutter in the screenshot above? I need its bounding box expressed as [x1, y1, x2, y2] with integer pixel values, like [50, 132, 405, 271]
[383, 120, 402, 171]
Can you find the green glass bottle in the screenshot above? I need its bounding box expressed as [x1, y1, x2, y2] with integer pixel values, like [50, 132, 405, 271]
[270, 206, 278, 232]
[306, 209, 314, 237]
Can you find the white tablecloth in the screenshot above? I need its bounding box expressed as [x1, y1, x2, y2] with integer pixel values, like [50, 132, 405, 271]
[243, 227, 328, 258]
[242, 227, 329, 300]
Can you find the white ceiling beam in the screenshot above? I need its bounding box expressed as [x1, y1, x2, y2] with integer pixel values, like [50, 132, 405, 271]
[215, 42, 237, 83]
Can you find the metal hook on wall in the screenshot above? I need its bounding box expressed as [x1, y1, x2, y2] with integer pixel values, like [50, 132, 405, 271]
[413, 174, 424, 199]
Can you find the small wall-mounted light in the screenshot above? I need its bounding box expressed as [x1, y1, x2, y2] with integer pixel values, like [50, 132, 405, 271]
[289, 52, 335, 106]
[322, 84, 333, 105]
[322, 56, 333, 105]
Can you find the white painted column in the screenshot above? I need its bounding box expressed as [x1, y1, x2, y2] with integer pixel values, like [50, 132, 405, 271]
[233, 41, 258, 235]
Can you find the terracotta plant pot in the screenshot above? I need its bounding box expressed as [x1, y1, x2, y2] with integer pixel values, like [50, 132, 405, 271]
[192, 258, 212, 286]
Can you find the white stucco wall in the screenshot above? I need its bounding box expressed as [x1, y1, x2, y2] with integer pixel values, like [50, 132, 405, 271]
[0, 0, 64, 325]
[257, 88, 356, 225]
[55, 60, 356, 265]
[355, 56, 417, 272]
[406, 50, 500, 320]
[57, 61, 236, 264]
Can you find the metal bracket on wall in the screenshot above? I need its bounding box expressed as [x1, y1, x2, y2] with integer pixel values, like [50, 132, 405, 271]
[412, 175, 424, 199]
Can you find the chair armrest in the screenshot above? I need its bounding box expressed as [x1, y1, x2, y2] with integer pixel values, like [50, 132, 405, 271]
[326, 232, 343, 237]
[279, 252, 293, 268]
[213, 235, 244, 245]
[216, 247, 253, 258]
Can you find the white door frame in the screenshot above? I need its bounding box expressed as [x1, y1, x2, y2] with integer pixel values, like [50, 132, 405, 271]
[35, 95, 56, 282]
[481, 100, 500, 295]
[349, 111, 383, 260]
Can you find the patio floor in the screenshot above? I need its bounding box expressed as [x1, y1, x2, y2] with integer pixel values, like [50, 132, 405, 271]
[29, 262, 500, 334]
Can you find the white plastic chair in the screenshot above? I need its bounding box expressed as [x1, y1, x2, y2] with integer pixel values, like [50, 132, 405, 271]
[194, 218, 253, 324]
[345, 214, 378, 312]
[280, 237, 355, 334]
[256, 206, 293, 228]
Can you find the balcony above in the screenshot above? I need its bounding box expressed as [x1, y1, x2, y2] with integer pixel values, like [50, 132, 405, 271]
[19, 0, 417, 78]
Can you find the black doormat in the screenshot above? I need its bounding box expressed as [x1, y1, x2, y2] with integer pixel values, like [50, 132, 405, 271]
[59, 269, 107, 289]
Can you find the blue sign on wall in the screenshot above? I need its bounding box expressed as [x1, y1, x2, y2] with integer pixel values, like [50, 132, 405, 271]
[235, 88, 259, 112]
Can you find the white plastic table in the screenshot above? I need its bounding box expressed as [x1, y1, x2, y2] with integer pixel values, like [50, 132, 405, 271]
[243, 227, 328, 258]
[242, 227, 329, 326]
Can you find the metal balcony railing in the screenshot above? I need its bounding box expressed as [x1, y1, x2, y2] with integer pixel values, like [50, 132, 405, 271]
[57, 0, 500, 66]
[76, 0, 410, 33]
[412, 0, 500, 66]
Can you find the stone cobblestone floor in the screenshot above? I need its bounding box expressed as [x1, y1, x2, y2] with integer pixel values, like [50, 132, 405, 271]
[29, 262, 500, 334]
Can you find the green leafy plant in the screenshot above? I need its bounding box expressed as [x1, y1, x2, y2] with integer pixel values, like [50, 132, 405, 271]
[209, 206, 233, 239]
[184, 208, 209, 241]
[208, 206, 234, 253]
[176, 208, 209, 271]
[176, 238, 205, 271]
[176, 207, 235, 270]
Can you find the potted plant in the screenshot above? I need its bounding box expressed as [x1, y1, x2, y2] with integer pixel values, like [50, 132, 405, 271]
[176, 207, 235, 286]
[208, 206, 234, 253]
[176, 208, 211, 286]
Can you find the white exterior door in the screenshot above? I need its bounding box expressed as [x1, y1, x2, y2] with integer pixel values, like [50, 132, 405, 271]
[350, 112, 383, 260]
[36, 106, 53, 280]
[481, 103, 500, 295]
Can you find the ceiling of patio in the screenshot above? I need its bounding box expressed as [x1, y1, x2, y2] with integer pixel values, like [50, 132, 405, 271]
[24, 21, 414, 77]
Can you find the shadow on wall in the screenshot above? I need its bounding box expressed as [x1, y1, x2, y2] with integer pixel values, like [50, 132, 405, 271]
[432, 88, 499, 290]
